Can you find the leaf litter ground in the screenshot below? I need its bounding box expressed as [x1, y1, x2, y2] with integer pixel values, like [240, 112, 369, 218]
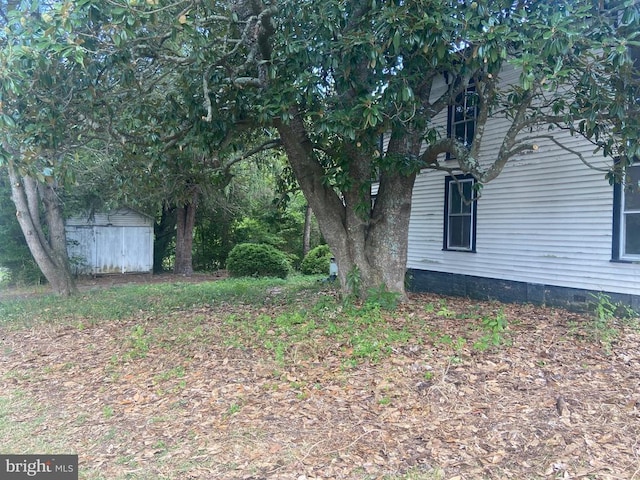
[1, 279, 640, 479]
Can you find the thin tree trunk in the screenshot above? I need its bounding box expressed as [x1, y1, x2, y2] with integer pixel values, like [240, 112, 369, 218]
[174, 193, 198, 276]
[302, 204, 312, 257]
[7, 163, 77, 296]
[154, 205, 176, 273]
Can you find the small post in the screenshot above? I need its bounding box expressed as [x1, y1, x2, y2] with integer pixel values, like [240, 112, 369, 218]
[329, 257, 338, 282]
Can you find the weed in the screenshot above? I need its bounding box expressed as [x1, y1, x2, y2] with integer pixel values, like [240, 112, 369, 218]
[324, 321, 340, 335]
[473, 309, 510, 351]
[436, 301, 455, 318]
[345, 265, 362, 298]
[591, 293, 617, 328]
[588, 293, 621, 352]
[102, 405, 114, 419]
[449, 355, 464, 365]
[154, 366, 186, 383]
[448, 337, 467, 364]
[453, 336, 466, 353]
[264, 339, 287, 365]
[364, 284, 401, 311]
[383, 467, 446, 479]
[152, 440, 167, 451]
[124, 324, 150, 360]
[289, 380, 305, 390]
[227, 403, 241, 416]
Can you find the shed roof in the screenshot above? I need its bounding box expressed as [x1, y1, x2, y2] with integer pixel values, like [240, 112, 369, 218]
[66, 207, 153, 227]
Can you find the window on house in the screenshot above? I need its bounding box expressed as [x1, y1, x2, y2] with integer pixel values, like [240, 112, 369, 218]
[614, 162, 640, 260]
[448, 81, 479, 149]
[444, 174, 477, 252]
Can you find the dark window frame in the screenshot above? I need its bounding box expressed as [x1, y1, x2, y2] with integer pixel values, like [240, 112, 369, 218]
[612, 162, 640, 261]
[447, 81, 479, 160]
[443, 174, 478, 252]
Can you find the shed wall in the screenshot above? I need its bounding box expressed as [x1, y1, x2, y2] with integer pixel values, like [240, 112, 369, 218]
[66, 209, 154, 274]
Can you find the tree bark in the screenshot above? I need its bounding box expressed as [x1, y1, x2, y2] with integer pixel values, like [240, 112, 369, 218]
[7, 163, 77, 296]
[302, 204, 312, 257]
[275, 115, 418, 299]
[173, 192, 198, 276]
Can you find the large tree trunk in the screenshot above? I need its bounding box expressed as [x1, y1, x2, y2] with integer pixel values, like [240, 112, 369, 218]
[174, 193, 198, 276]
[238, 0, 418, 299]
[7, 163, 77, 296]
[276, 116, 418, 299]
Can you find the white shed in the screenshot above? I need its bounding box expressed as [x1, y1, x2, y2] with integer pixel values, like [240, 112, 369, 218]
[65, 208, 154, 275]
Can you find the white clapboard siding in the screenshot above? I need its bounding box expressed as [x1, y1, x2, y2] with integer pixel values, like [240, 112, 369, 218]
[407, 63, 640, 297]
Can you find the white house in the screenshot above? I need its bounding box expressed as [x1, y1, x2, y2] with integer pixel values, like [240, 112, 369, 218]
[65, 208, 154, 275]
[404, 67, 640, 311]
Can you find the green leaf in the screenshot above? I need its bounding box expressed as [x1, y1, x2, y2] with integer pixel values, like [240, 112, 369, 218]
[0, 113, 16, 128]
[392, 30, 400, 54]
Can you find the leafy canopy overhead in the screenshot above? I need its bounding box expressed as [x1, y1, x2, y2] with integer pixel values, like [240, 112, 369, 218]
[257, 0, 640, 181]
[2, 0, 638, 185]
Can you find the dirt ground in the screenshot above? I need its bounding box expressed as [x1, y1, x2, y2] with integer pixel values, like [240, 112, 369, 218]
[1, 275, 640, 479]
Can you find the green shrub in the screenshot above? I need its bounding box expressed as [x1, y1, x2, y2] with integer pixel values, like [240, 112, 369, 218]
[0, 267, 11, 288]
[226, 243, 291, 279]
[300, 244, 332, 275]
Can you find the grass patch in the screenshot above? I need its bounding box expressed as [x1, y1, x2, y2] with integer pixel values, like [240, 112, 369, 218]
[0, 392, 76, 454]
[220, 292, 413, 365]
[0, 275, 322, 328]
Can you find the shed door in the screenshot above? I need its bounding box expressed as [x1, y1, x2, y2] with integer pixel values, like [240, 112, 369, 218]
[94, 226, 153, 274]
[122, 227, 153, 273]
[94, 227, 123, 274]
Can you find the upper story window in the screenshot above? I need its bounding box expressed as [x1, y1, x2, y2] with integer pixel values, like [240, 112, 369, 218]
[448, 81, 479, 149]
[614, 162, 640, 260]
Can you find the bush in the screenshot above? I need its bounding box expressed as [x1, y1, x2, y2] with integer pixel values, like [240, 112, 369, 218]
[226, 243, 291, 279]
[300, 244, 332, 275]
[0, 267, 11, 288]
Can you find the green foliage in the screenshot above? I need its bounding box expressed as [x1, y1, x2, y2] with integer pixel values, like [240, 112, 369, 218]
[364, 284, 401, 311]
[300, 244, 332, 275]
[0, 177, 43, 286]
[226, 243, 291, 279]
[0, 276, 317, 328]
[473, 309, 510, 351]
[591, 293, 617, 325]
[345, 265, 362, 298]
[124, 324, 150, 361]
[0, 267, 11, 288]
[586, 292, 638, 352]
[192, 208, 235, 272]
